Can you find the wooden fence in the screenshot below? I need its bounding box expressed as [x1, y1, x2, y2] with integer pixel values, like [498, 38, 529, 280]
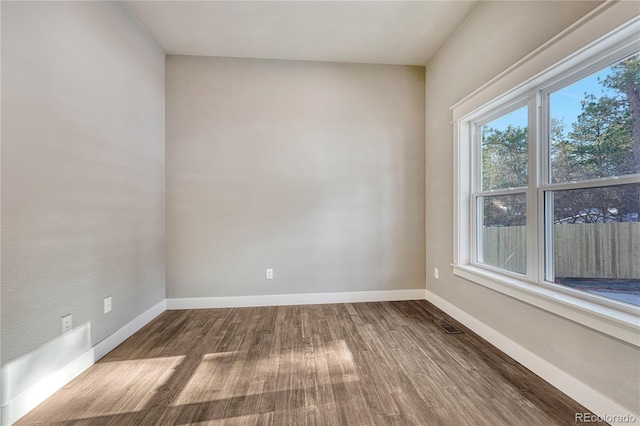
[481, 226, 526, 274]
[482, 222, 640, 278]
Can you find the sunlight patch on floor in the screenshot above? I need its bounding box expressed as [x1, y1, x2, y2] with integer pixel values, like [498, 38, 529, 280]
[31, 356, 184, 422]
[171, 340, 359, 407]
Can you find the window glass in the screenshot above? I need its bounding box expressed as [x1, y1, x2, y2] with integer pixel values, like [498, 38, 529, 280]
[548, 183, 640, 306]
[481, 105, 529, 190]
[479, 193, 527, 274]
[549, 53, 640, 183]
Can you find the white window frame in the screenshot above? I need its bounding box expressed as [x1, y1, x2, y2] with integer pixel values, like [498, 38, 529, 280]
[452, 2, 640, 347]
[472, 100, 530, 278]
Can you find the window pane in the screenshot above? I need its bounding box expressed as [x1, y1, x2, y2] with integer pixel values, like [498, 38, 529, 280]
[549, 52, 640, 183]
[479, 193, 526, 274]
[481, 105, 528, 190]
[548, 183, 640, 306]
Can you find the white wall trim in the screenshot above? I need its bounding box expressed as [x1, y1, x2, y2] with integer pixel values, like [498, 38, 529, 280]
[426, 290, 640, 426]
[93, 299, 166, 360]
[1, 349, 95, 426]
[166, 289, 427, 310]
[1, 300, 165, 426]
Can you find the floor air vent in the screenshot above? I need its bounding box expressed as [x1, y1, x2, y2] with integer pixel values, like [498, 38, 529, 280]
[438, 320, 463, 334]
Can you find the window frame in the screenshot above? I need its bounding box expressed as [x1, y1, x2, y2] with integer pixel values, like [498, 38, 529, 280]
[472, 99, 530, 278]
[451, 3, 640, 347]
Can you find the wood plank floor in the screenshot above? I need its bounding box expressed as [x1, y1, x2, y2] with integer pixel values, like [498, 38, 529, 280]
[17, 300, 604, 425]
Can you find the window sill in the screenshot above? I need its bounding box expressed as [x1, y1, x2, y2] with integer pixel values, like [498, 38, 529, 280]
[452, 264, 640, 347]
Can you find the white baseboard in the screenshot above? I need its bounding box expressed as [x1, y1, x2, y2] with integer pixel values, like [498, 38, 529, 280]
[166, 289, 427, 310]
[426, 290, 640, 426]
[1, 350, 95, 426]
[94, 299, 166, 360]
[1, 300, 166, 426]
[1, 323, 94, 426]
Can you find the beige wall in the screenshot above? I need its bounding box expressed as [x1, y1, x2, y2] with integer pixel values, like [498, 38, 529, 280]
[1, 1, 166, 364]
[425, 1, 639, 414]
[166, 56, 425, 298]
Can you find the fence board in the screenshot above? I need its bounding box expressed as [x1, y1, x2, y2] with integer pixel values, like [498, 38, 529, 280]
[482, 223, 639, 278]
[482, 226, 526, 274]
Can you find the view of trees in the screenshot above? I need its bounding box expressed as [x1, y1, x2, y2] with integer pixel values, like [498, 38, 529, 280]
[481, 53, 640, 226]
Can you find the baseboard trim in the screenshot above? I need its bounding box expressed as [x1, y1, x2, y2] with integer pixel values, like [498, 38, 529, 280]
[166, 289, 427, 310]
[1, 300, 166, 426]
[1, 347, 95, 426]
[426, 291, 640, 426]
[94, 299, 166, 360]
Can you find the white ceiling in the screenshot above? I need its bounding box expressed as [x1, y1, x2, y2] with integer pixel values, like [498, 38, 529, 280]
[123, 1, 480, 66]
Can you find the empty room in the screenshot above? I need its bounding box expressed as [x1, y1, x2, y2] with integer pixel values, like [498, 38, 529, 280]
[1, 1, 639, 425]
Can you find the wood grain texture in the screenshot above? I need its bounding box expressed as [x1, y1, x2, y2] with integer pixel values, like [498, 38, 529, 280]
[16, 301, 605, 425]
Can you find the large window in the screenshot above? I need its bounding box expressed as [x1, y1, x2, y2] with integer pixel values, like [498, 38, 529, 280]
[473, 52, 640, 306]
[453, 7, 639, 345]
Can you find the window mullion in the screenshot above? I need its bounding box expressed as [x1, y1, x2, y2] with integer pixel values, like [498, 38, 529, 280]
[543, 190, 554, 282]
[470, 124, 480, 265]
[527, 93, 540, 283]
[541, 175, 640, 192]
[475, 194, 484, 264]
[538, 88, 551, 286]
[475, 187, 528, 197]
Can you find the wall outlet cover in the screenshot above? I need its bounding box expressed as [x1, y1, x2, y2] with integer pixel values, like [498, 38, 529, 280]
[61, 314, 73, 334]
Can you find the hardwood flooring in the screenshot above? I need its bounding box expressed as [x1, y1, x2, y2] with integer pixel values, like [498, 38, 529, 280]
[16, 300, 604, 425]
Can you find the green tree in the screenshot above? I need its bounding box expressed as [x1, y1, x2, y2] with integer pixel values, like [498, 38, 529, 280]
[553, 53, 639, 223]
[567, 93, 633, 179]
[481, 124, 528, 190]
[481, 125, 528, 227]
[602, 53, 640, 173]
[550, 117, 581, 182]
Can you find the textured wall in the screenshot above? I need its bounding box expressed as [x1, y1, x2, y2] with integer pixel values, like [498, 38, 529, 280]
[424, 1, 640, 414]
[1, 1, 166, 364]
[166, 56, 425, 298]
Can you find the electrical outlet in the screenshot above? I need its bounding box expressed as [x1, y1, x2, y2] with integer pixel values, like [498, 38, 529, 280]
[434, 268, 439, 279]
[61, 314, 73, 334]
[266, 268, 274, 280]
[104, 296, 112, 314]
